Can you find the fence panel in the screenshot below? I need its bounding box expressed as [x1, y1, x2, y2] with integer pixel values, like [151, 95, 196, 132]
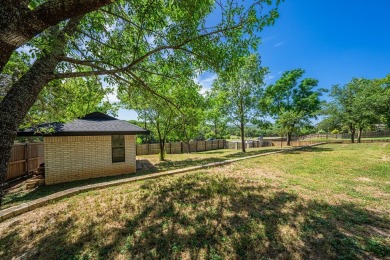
[7, 143, 44, 181]
[135, 139, 279, 155]
[136, 139, 227, 155]
[197, 141, 206, 151]
[301, 131, 390, 140]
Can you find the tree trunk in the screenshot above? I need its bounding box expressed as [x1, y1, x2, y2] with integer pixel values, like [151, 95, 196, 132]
[286, 132, 292, 146]
[159, 141, 166, 161]
[0, 18, 81, 206]
[240, 123, 246, 153]
[350, 125, 356, 143]
[357, 127, 363, 143]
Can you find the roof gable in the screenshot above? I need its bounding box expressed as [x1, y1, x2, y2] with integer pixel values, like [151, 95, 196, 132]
[81, 112, 117, 120]
[17, 112, 150, 136]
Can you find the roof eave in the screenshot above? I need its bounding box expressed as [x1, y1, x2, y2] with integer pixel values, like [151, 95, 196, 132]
[17, 130, 151, 137]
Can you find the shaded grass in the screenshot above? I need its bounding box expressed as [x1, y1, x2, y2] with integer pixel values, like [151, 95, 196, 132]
[146, 148, 284, 173]
[2, 147, 284, 210]
[0, 143, 389, 259]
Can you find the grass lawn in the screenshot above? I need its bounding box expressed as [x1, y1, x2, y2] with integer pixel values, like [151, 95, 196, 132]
[1, 143, 389, 259]
[2, 146, 284, 210]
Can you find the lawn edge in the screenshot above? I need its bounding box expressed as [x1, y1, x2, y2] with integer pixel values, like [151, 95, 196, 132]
[0, 143, 325, 222]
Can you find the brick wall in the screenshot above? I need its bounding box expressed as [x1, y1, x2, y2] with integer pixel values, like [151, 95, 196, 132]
[43, 135, 136, 185]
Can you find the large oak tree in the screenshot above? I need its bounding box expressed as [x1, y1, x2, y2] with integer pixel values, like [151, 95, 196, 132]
[0, 0, 281, 205]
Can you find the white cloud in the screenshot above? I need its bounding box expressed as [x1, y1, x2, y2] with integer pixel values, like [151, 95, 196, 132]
[106, 92, 120, 103]
[102, 80, 120, 103]
[274, 41, 285, 48]
[262, 35, 277, 43]
[264, 75, 276, 84]
[195, 73, 217, 94]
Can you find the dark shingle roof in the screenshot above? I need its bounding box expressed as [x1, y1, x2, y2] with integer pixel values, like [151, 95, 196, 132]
[17, 112, 150, 136]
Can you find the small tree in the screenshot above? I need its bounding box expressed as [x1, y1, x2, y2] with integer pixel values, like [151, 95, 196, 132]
[260, 69, 321, 146]
[213, 54, 267, 152]
[174, 83, 205, 153]
[142, 106, 177, 161]
[204, 88, 229, 139]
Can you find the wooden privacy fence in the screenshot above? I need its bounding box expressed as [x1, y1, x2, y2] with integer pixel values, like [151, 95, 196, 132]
[136, 139, 278, 155]
[271, 140, 321, 147]
[301, 134, 343, 139]
[226, 140, 273, 150]
[136, 139, 227, 155]
[7, 143, 44, 181]
[301, 131, 390, 140]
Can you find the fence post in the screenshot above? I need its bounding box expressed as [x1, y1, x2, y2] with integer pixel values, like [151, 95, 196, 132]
[170, 142, 172, 154]
[148, 143, 150, 155]
[25, 143, 29, 174]
[196, 141, 198, 152]
[181, 142, 183, 153]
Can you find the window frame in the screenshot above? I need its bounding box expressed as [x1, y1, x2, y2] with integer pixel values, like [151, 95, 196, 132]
[111, 135, 125, 163]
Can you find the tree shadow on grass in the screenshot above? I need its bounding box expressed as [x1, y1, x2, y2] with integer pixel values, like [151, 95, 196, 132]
[152, 157, 226, 172]
[223, 148, 284, 159]
[149, 148, 285, 172]
[1, 173, 389, 259]
[284, 146, 334, 154]
[198, 150, 227, 155]
[1, 146, 326, 210]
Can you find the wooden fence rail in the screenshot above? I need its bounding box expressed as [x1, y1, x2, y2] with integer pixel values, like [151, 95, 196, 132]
[301, 131, 390, 140]
[136, 139, 227, 155]
[6, 139, 322, 181]
[226, 140, 273, 150]
[7, 143, 44, 181]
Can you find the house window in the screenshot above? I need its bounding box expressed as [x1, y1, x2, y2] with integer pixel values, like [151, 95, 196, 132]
[112, 135, 125, 163]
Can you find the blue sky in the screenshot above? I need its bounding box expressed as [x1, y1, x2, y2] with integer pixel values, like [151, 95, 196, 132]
[117, 0, 390, 120]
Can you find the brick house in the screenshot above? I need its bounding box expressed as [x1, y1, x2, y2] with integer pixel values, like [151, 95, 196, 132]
[18, 112, 149, 185]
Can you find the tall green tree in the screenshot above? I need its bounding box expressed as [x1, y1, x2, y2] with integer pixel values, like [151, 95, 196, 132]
[213, 54, 267, 152]
[0, 0, 282, 204]
[260, 69, 321, 145]
[121, 79, 204, 160]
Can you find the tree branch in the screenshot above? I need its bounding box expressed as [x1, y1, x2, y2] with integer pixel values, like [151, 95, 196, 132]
[0, 0, 115, 71]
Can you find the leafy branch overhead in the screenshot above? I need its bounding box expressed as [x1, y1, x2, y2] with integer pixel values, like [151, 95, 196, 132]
[0, 0, 282, 205]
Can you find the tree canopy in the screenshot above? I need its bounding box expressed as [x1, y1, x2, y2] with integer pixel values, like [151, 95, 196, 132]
[260, 69, 321, 145]
[0, 0, 282, 203]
